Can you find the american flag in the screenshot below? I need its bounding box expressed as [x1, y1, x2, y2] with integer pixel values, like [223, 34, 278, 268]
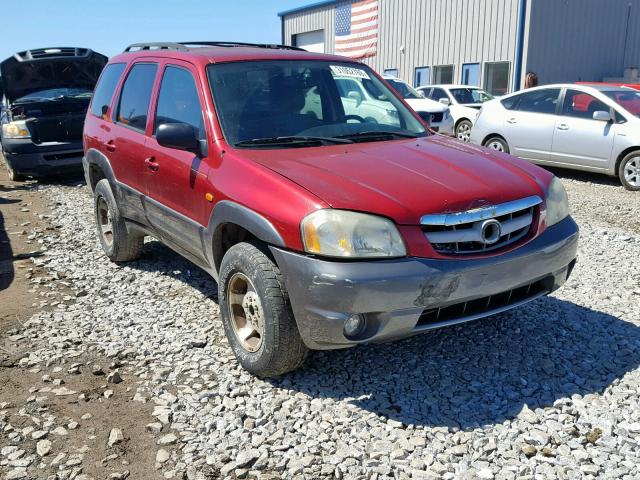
[335, 0, 379, 59]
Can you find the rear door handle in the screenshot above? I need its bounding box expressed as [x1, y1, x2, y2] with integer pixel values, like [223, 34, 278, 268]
[507, 118, 517, 124]
[557, 124, 569, 131]
[144, 156, 159, 172]
[103, 140, 116, 152]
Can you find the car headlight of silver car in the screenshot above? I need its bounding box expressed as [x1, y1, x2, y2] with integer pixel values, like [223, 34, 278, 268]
[545, 177, 570, 227]
[301, 209, 407, 258]
[2, 120, 31, 139]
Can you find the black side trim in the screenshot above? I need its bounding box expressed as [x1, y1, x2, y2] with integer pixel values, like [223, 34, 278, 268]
[204, 200, 286, 279]
[84, 148, 117, 191]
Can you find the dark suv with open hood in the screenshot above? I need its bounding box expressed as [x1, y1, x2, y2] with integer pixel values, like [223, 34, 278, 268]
[0, 47, 107, 180]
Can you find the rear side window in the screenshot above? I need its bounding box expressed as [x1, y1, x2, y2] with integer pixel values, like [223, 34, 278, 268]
[90, 63, 126, 118]
[116, 63, 158, 131]
[501, 88, 561, 114]
[154, 66, 204, 137]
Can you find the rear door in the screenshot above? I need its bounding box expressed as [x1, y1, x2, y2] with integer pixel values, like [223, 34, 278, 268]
[143, 61, 211, 260]
[500, 88, 561, 161]
[108, 62, 159, 222]
[549, 89, 616, 169]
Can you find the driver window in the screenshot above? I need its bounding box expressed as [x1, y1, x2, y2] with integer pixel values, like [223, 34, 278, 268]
[155, 66, 205, 139]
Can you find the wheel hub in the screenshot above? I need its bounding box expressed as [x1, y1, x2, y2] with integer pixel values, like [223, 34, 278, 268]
[624, 157, 640, 187]
[227, 273, 264, 352]
[97, 197, 114, 246]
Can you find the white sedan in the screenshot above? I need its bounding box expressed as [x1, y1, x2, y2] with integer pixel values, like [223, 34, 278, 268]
[418, 84, 494, 142]
[382, 76, 454, 135]
[470, 84, 640, 191]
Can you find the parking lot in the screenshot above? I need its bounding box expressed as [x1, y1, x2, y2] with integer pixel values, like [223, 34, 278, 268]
[1, 164, 638, 479]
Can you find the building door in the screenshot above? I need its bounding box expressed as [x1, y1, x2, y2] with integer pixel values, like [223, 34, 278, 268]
[293, 30, 325, 53]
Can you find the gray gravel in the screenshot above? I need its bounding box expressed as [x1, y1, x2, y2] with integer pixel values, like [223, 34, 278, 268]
[2, 171, 640, 479]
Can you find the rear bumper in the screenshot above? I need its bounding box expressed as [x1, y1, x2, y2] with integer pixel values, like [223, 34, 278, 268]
[1, 137, 84, 175]
[271, 216, 579, 350]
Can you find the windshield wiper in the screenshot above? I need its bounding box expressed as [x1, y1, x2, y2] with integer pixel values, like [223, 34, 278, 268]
[235, 135, 353, 147]
[336, 131, 419, 142]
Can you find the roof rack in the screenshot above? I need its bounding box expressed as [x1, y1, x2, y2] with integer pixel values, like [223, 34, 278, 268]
[123, 41, 305, 53]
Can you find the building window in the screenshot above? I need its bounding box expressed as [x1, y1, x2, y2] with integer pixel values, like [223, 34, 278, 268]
[461, 63, 480, 86]
[383, 69, 399, 77]
[484, 62, 511, 96]
[414, 67, 430, 87]
[433, 65, 454, 84]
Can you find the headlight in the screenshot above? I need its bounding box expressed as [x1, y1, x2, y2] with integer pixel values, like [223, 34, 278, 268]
[545, 177, 570, 227]
[301, 209, 407, 258]
[2, 120, 31, 139]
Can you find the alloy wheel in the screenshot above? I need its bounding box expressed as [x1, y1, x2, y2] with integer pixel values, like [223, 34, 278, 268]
[623, 156, 640, 187]
[97, 196, 114, 246]
[227, 272, 265, 352]
[486, 140, 505, 152]
[456, 123, 471, 142]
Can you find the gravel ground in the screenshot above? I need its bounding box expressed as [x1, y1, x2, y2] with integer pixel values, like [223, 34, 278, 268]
[1, 170, 639, 480]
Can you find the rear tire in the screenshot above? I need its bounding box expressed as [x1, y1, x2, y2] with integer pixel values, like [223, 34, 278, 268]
[94, 179, 144, 262]
[618, 151, 640, 191]
[219, 242, 308, 377]
[484, 136, 510, 154]
[455, 119, 473, 142]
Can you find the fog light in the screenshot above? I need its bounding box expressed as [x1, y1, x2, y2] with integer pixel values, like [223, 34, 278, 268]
[344, 314, 366, 337]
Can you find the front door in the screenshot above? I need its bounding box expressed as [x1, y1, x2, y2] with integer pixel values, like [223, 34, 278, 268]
[500, 88, 561, 162]
[550, 89, 616, 170]
[143, 62, 211, 260]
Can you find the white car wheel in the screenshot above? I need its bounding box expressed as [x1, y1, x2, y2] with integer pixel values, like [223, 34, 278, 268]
[619, 153, 640, 191]
[456, 120, 472, 142]
[484, 137, 510, 154]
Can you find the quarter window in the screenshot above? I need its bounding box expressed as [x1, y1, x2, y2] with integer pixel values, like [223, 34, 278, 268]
[116, 63, 158, 131]
[484, 62, 510, 96]
[91, 63, 126, 118]
[562, 89, 610, 119]
[502, 88, 561, 114]
[155, 66, 205, 138]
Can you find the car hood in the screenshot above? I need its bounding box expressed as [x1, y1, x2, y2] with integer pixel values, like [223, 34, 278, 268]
[404, 97, 448, 112]
[0, 48, 107, 103]
[244, 135, 550, 225]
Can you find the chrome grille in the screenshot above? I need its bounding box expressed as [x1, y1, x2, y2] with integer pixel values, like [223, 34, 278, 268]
[421, 196, 542, 255]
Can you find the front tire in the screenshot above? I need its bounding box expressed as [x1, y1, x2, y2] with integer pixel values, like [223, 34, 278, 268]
[94, 179, 144, 262]
[484, 136, 510, 154]
[456, 120, 473, 142]
[219, 242, 308, 377]
[2, 151, 25, 181]
[618, 151, 640, 191]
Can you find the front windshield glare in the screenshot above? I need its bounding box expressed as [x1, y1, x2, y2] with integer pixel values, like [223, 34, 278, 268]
[603, 90, 640, 117]
[15, 88, 93, 103]
[207, 61, 426, 147]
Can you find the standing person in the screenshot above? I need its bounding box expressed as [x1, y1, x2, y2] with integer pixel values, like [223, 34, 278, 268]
[525, 72, 539, 89]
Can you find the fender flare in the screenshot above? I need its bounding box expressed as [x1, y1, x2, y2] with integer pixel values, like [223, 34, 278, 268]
[84, 148, 117, 192]
[204, 200, 286, 276]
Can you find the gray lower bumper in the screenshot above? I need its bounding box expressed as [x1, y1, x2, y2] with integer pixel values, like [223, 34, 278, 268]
[271, 216, 579, 350]
[2, 138, 84, 176]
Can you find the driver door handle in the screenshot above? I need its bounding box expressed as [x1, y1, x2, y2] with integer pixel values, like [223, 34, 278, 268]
[557, 124, 569, 131]
[507, 118, 517, 124]
[144, 156, 159, 172]
[103, 140, 116, 152]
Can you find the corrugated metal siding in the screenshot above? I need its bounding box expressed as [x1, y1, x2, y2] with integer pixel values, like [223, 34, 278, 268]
[283, 0, 522, 89]
[526, 0, 640, 84]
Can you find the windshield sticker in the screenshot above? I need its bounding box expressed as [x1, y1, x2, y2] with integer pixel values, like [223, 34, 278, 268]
[330, 65, 370, 79]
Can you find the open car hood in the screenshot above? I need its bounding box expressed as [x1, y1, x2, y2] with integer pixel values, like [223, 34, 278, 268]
[0, 47, 107, 103]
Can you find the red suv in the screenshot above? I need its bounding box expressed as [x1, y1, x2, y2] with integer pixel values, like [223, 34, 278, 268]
[83, 42, 578, 376]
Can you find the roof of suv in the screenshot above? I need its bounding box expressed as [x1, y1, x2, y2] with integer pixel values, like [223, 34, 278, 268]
[110, 42, 354, 66]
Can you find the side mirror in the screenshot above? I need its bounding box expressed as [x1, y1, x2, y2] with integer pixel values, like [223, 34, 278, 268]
[592, 110, 612, 122]
[347, 90, 363, 106]
[439, 98, 451, 106]
[157, 123, 203, 155]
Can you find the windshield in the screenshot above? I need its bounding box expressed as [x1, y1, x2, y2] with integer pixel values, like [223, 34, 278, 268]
[387, 79, 422, 99]
[14, 87, 93, 103]
[449, 88, 493, 104]
[603, 90, 640, 117]
[207, 61, 426, 147]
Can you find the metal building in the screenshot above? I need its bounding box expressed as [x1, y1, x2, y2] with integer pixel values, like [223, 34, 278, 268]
[279, 0, 640, 95]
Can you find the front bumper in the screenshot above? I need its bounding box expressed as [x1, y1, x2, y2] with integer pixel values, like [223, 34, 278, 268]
[1, 137, 84, 176]
[271, 216, 579, 350]
[432, 115, 455, 136]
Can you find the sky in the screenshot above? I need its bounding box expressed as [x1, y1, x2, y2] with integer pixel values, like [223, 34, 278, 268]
[0, 0, 310, 60]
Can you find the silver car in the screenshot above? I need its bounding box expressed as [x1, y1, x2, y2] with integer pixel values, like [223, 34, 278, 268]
[470, 84, 640, 190]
